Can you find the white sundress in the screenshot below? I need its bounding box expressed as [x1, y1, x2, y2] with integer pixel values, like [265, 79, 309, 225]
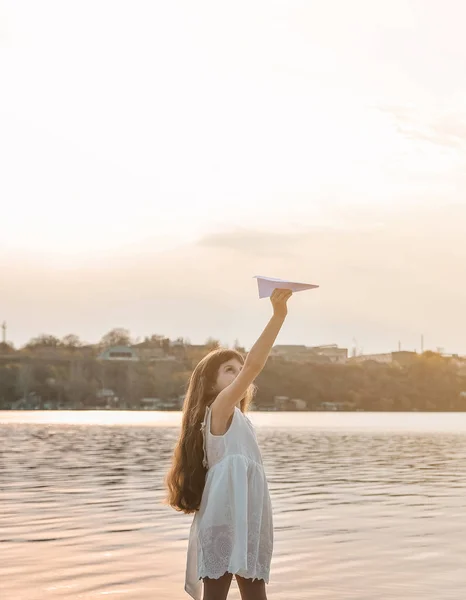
[184, 405, 273, 600]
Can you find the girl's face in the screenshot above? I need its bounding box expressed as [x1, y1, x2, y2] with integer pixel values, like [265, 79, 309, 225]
[213, 358, 243, 394]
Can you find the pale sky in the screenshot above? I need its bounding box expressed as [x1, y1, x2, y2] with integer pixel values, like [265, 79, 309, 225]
[1, 0, 466, 354]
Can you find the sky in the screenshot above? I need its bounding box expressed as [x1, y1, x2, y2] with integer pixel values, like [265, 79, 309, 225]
[1, 0, 466, 354]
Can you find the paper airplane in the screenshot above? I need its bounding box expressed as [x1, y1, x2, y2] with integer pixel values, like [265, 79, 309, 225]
[253, 276, 319, 299]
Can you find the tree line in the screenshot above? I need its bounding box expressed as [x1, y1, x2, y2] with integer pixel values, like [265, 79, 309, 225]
[0, 329, 465, 410]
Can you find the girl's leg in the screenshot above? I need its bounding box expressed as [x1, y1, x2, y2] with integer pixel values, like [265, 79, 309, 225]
[202, 572, 233, 600]
[235, 576, 267, 600]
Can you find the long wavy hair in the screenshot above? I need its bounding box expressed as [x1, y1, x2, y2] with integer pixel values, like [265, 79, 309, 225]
[164, 348, 255, 514]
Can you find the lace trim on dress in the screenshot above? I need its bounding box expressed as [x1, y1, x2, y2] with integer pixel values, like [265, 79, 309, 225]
[197, 521, 272, 583]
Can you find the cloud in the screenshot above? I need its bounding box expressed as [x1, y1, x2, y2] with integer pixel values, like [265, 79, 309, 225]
[3, 203, 466, 354]
[197, 229, 310, 257]
[379, 105, 466, 150]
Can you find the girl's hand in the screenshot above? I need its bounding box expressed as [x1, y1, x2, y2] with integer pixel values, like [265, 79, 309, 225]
[270, 288, 293, 318]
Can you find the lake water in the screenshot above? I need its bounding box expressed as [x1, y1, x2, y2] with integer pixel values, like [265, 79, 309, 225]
[1, 411, 466, 600]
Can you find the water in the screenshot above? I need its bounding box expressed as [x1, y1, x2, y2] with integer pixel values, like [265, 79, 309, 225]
[1, 411, 466, 599]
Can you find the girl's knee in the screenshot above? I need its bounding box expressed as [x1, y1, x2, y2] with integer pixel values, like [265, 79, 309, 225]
[202, 572, 233, 600]
[235, 576, 267, 600]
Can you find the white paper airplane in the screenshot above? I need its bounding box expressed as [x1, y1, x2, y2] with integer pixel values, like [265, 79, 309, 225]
[253, 276, 319, 299]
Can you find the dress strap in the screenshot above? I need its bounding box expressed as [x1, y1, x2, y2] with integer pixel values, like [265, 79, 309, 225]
[200, 405, 211, 469]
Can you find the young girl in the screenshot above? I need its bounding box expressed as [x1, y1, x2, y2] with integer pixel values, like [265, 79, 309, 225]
[165, 288, 293, 600]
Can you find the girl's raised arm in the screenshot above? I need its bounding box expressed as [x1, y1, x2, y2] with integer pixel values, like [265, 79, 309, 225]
[212, 289, 292, 419]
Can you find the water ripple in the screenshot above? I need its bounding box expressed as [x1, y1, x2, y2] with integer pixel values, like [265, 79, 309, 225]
[1, 413, 466, 599]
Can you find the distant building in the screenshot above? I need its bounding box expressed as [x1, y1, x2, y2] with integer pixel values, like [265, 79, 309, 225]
[291, 398, 307, 410]
[96, 388, 117, 399]
[98, 345, 139, 361]
[95, 388, 120, 408]
[350, 353, 393, 364]
[272, 345, 307, 356]
[320, 401, 342, 411]
[140, 397, 182, 410]
[272, 344, 347, 364]
[350, 351, 419, 366]
[273, 396, 307, 410]
[309, 344, 348, 364]
[140, 397, 163, 410]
